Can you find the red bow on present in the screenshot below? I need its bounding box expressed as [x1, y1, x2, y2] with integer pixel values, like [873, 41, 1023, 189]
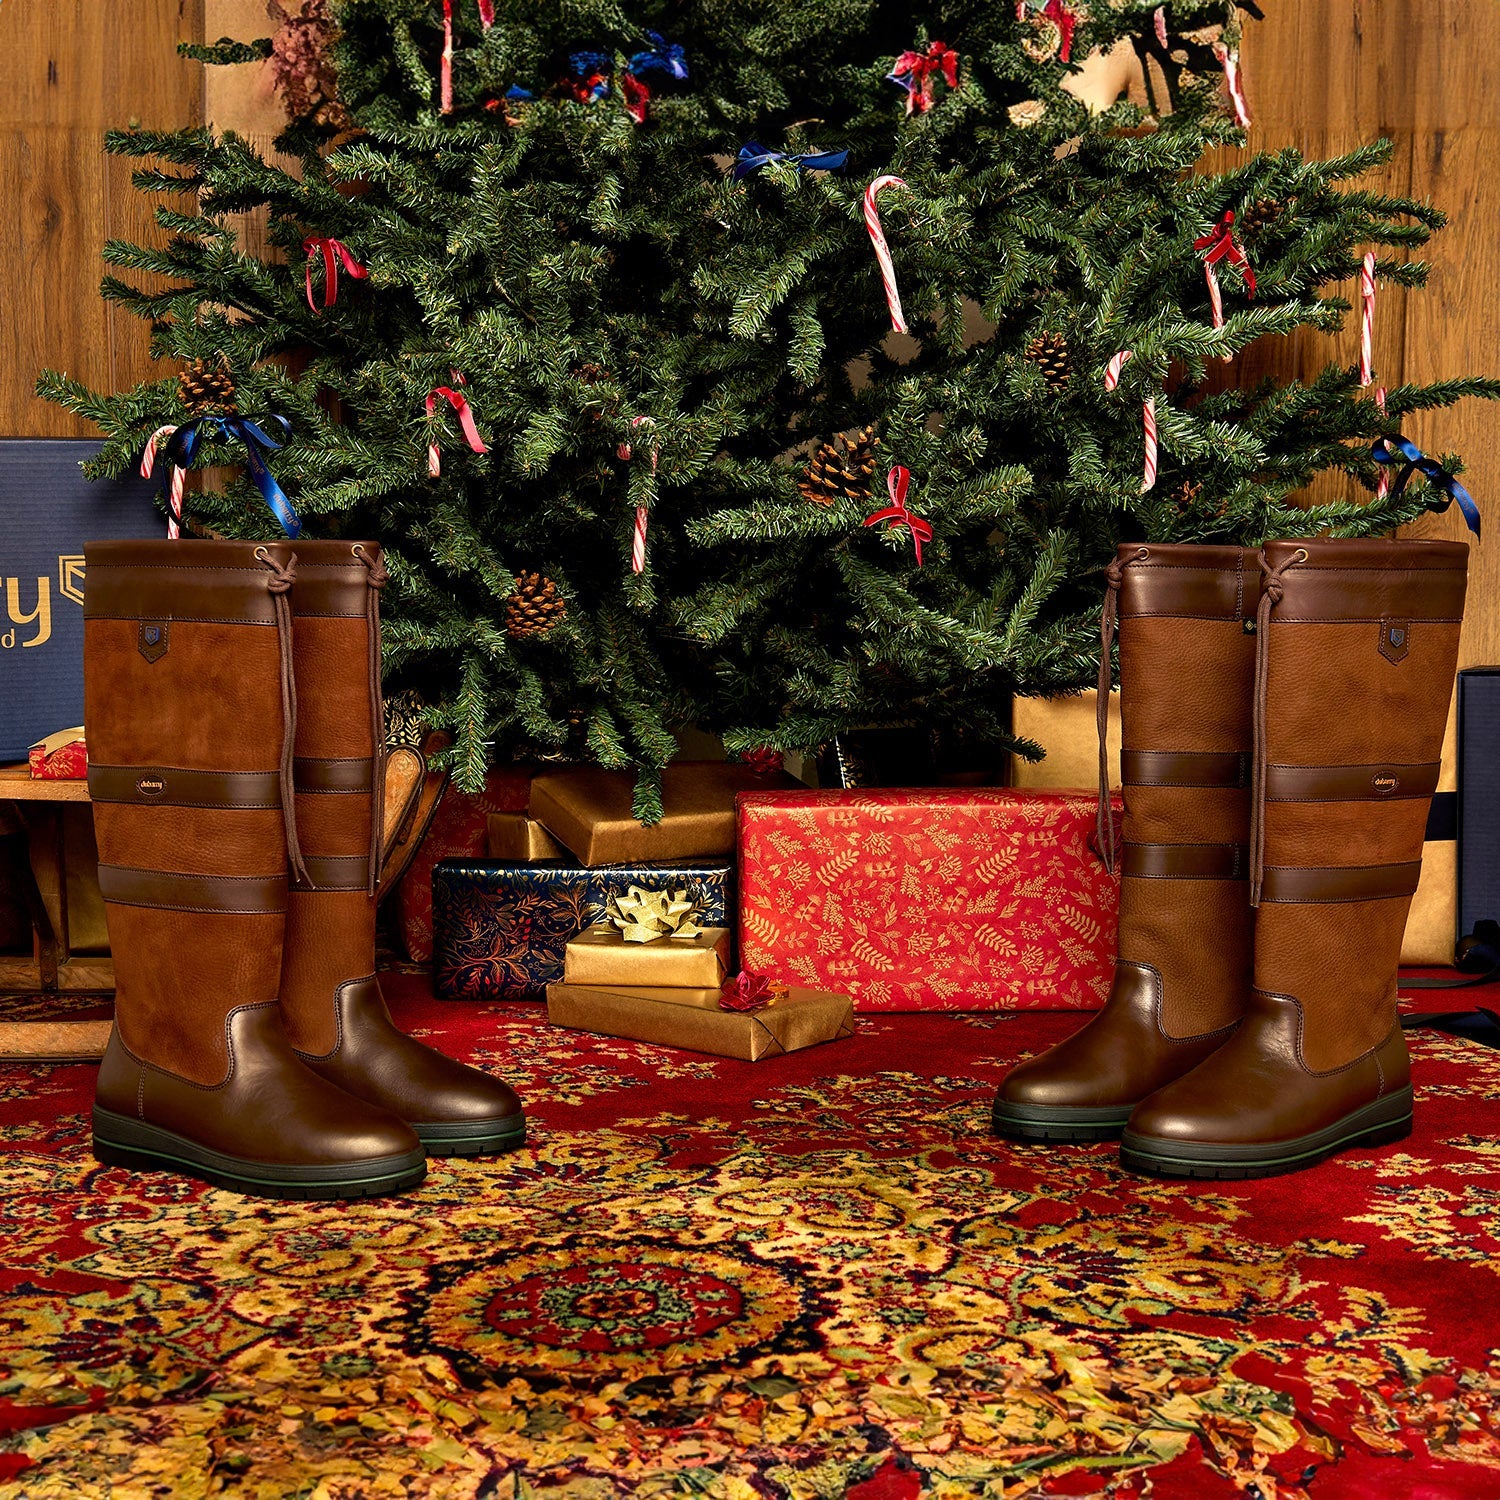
[720, 972, 789, 1013]
[863, 465, 933, 567]
[1193, 210, 1257, 296]
[622, 71, 651, 124]
[1044, 0, 1079, 62]
[425, 382, 489, 477]
[302, 236, 368, 312]
[890, 41, 959, 115]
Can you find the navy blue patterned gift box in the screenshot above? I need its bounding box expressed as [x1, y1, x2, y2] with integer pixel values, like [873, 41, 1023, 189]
[432, 860, 735, 1000]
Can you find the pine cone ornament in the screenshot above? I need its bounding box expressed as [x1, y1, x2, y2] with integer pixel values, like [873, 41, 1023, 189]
[1173, 478, 1204, 510]
[177, 355, 238, 416]
[505, 572, 567, 639]
[1238, 197, 1286, 243]
[798, 424, 879, 506]
[1025, 332, 1071, 389]
[267, 0, 348, 128]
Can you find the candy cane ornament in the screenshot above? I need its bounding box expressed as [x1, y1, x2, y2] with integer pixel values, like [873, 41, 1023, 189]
[426, 384, 489, 476]
[140, 424, 185, 538]
[1103, 351, 1157, 493]
[1359, 251, 1376, 388]
[1212, 40, 1251, 129]
[617, 416, 658, 574]
[864, 175, 910, 334]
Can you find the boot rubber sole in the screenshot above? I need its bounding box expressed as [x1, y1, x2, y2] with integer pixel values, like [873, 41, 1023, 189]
[92, 1106, 427, 1200]
[412, 1115, 527, 1157]
[1118, 1086, 1414, 1181]
[992, 1098, 1132, 1143]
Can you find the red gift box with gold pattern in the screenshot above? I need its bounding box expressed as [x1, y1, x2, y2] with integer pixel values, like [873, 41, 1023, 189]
[27, 727, 88, 780]
[737, 788, 1121, 1012]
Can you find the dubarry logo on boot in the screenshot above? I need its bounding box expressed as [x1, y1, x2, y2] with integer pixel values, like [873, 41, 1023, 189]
[136, 776, 165, 796]
[1372, 772, 1400, 796]
[137, 620, 169, 663]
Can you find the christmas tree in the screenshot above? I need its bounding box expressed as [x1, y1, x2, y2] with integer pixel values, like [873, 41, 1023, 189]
[42, 0, 1497, 814]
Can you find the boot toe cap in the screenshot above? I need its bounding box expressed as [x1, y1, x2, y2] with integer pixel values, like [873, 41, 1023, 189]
[412, 1066, 524, 1128]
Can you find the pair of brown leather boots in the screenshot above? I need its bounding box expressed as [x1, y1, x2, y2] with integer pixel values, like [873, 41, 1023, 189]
[994, 537, 1468, 1178]
[83, 538, 524, 1200]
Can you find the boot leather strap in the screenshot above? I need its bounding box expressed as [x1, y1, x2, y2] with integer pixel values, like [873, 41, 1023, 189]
[1122, 842, 1248, 880]
[1263, 761, 1440, 802]
[1258, 861, 1422, 903]
[98, 865, 286, 914]
[1122, 750, 1250, 788]
[88, 765, 281, 809]
[293, 757, 376, 794]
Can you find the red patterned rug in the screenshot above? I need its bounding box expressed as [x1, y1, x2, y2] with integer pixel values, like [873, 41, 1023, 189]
[1, 974, 1497, 1498]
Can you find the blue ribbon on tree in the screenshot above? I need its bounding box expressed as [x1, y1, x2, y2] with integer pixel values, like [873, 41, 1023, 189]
[628, 32, 688, 80]
[162, 414, 302, 539]
[1372, 435, 1482, 538]
[733, 141, 850, 181]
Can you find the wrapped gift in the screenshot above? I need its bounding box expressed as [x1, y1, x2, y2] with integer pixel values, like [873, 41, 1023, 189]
[1458, 668, 1500, 946]
[1009, 690, 1121, 790]
[528, 761, 795, 866]
[738, 788, 1120, 1012]
[487, 812, 565, 861]
[28, 727, 88, 780]
[1403, 692, 1459, 965]
[564, 923, 733, 988]
[434, 859, 733, 1000]
[0, 440, 160, 763]
[395, 765, 533, 963]
[546, 980, 855, 1060]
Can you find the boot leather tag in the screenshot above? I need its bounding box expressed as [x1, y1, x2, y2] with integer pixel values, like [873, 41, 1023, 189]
[137, 621, 169, 664]
[1379, 619, 1410, 666]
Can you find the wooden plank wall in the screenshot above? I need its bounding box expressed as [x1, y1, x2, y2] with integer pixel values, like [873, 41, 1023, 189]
[1225, 0, 1499, 667]
[0, 2, 1493, 665]
[0, 2, 205, 437]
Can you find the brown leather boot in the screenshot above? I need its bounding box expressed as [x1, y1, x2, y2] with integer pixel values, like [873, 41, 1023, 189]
[278, 540, 525, 1156]
[993, 543, 1260, 1141]
[1122, 537, 1468, 1178]
[85, 540, 426, 1199]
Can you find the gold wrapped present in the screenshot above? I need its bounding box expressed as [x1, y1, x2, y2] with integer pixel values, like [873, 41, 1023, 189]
[1402, 691, 1458, 965]
[1010, 690, 1120, 790]
[486, 812, 565, 862]
[528, 760, 795, 867]
[564, 923, 733, 988]
[546, 981, 856, 1061]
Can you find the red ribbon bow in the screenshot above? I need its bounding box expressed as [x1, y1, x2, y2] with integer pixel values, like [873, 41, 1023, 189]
[891, 41, 959, 115]
[720, 972, 789, 1013]
[622, 71, 651, 124]
[425, 383, 489, 477]
[863, 465, 933, 566]
[303, 237, 368, 312]
[1193, 210, 1257, 296]
[1044, 0, 1078, 63]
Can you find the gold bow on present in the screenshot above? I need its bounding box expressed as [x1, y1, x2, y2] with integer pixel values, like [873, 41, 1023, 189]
[606, 886, 704, 944]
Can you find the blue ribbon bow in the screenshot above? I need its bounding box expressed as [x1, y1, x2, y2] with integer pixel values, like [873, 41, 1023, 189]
[568, 49, 613, 77]
[628, 32, 688, 80]
[732, 141, 850, 182]
[162, 415, 302, 539]
[1372, 435, 1481, 538]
